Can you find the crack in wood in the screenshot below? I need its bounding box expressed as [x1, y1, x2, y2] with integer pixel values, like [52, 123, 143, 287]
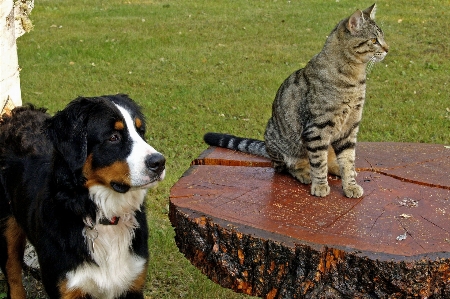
[356, 167, 449, 190]
[369, 208, 385, 233]
[322, 194, 365, 230]
[396, 217, 426, 251]
[420, 215, 450, 233]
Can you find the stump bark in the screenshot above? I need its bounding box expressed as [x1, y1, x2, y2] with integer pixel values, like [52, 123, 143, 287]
[169, 143, 450, 298]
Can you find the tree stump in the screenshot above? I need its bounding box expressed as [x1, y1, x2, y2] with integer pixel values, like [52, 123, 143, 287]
[169, 143, 450, 298]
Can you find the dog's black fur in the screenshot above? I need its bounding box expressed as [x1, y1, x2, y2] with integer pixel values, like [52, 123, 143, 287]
[0, 94, 165, 299]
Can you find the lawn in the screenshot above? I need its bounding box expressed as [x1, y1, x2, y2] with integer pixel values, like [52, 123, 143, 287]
[3, 0, 450, 298]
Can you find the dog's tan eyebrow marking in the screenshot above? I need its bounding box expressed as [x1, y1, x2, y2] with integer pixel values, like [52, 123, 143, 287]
[134, 118, 142, 129]
[114, 120, 125, 131]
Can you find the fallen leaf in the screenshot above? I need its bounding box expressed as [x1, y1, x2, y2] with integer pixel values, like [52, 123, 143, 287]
[396, 232, 407, 241]
[398, 198, 418, 208]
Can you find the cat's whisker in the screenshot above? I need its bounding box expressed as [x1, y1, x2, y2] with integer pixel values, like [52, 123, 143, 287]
[366, 56, 377, 74]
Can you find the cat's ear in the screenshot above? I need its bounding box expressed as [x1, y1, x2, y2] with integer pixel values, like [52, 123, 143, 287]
[363, 3, 377, 20]
[347, 10, 365, 35]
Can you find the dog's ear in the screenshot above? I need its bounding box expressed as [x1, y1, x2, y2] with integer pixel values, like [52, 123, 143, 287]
[44, 97, 99, 172]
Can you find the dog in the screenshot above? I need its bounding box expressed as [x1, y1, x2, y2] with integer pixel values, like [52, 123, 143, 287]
[0, 94, 166, 299]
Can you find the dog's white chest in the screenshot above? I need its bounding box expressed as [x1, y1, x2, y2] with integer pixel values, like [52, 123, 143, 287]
[66, 218, 145, 299]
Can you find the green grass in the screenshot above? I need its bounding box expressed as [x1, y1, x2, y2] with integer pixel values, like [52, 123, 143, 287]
[4, 0, 450, 298]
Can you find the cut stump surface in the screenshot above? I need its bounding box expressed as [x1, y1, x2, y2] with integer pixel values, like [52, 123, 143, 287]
[169, 143, 450, 298]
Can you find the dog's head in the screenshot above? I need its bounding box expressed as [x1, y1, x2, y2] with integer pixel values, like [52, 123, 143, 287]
[45, 94, 165, 197]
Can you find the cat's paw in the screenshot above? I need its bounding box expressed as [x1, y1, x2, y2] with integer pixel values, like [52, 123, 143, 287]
[311, 183, 330, 197]
[343, 184, 364, 198]
[289, 170, 311, 184]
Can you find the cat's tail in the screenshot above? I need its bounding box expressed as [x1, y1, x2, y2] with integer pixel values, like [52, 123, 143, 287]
[203, 132, 270, 158]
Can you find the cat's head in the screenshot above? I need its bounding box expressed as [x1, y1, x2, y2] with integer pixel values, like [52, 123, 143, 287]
[339, 4, 389, 64]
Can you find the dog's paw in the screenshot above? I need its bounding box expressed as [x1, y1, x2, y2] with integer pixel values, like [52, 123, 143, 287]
[343, 184, 363, 198]
[311, 183, 330, 197]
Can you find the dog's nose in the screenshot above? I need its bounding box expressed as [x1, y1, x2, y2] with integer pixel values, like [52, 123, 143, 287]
[145, 153, 166, 174]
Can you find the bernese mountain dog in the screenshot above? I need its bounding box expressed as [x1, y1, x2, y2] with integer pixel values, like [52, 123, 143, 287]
[0, 94, 166, 299]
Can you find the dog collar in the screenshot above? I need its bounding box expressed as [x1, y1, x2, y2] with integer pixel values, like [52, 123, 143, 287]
[98, 216, 120, 225]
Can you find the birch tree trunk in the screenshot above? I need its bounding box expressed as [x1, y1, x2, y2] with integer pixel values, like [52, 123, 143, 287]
[0, 0, 38, 293]
[0, 0, 34, 113]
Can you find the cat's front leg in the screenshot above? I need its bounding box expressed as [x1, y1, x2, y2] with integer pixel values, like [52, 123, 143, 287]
[334, 147, 363, 198]
[306, 147, 330, 197]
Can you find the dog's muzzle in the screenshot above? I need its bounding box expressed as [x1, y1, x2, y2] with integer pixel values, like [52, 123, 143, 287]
[110, 153, 166, 193]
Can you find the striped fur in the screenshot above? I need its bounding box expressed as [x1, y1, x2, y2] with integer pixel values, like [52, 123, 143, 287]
[204, 4, 388, 198]
[203, 132, 269, 158]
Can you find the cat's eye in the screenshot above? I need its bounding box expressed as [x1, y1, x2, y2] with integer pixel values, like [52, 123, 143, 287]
[371, 38, 378, 44]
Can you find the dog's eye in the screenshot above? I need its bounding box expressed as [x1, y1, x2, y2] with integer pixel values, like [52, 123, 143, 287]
[109, 133, 121, 143]
[137, 127, 145, 137]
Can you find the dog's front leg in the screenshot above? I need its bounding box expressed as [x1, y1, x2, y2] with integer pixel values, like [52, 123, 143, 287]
[2, 217, 27, 299]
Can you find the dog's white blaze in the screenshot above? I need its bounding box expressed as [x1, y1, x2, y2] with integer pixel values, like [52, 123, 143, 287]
[115, 104, 166, 188]
[66, 215, 145, 298]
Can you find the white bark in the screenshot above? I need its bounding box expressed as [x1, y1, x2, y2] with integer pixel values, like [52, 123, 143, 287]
[0, 0, 34, 281]
[0, 0, 34, 113]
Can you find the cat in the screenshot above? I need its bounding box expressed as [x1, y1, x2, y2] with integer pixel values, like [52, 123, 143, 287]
[204, 4, 388, 198]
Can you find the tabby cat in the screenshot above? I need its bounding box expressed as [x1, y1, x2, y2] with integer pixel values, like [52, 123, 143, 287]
[204, 4, 389, 198]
